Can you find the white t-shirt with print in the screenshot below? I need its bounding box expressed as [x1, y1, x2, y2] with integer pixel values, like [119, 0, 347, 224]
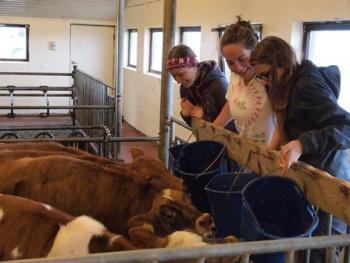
[226, 75, 275, 144]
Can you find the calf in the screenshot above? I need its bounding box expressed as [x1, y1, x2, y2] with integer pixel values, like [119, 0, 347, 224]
[129, 228, 239, 263]
[127, 189, 212, 237]
[0, 194, 136, 261]
[0, 154, 183, 235]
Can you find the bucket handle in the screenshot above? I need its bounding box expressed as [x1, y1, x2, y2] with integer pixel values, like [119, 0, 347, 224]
[194, 134, 229, 180]
[174, 124, 207, 172]
[227, 150, 252, 193]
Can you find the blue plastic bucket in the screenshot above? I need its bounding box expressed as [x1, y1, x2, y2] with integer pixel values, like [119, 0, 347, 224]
[175, 140, 228, 212]
[168, 143, 187, 175]
[205, 172, 258, 238]
[241, 176, 319, 263]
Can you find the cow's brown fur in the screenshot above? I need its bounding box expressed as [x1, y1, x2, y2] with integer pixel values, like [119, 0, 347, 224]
[0, 194, 136, 261]
[127, 190, 212, 237]
[0, 154, 183, 234]
[0, 142, 120, 167]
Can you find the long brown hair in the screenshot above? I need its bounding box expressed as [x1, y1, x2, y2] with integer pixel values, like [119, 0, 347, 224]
[250, 36, 298, 126]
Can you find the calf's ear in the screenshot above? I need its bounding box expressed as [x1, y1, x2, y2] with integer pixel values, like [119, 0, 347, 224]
[128, 227, 168, 248]
[130, 147, 145, 160]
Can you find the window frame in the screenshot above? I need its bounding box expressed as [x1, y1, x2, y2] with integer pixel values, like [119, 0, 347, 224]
[303, 21, 350, 60]
[127, 28, 138, 68]
[180, 26, 201, 43]
[0, 23, 29, 62]
[149, 27, 163, 74]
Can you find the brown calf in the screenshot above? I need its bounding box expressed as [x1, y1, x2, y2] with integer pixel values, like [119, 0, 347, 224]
[127, 189, 212, 237]
[0, 154, 183, 235]
[0, 194, 136, 261]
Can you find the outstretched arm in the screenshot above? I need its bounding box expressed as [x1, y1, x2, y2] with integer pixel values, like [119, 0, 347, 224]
[213, 102, 233, 127]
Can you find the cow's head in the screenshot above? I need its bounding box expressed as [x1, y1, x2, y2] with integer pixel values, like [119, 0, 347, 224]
[127, 148, 184, 193]
[127, 189, 212, 238]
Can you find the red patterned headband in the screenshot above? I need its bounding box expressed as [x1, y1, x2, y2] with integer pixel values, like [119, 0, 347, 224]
[166, 56, 198, 70]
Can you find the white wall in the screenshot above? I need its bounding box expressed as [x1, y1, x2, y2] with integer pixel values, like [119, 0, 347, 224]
[0, 16, 115, 115]
[0, 1, 349, 135]
[123, 0, 350, 137]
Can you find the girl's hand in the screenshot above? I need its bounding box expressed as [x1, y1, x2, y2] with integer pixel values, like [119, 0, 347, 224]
[180, 98, 194, 116]
[190, 106, 204, 118]
[279, 140, 303, 174]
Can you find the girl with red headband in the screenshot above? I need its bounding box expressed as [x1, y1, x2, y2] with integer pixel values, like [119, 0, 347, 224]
[167, 44, 236, 132]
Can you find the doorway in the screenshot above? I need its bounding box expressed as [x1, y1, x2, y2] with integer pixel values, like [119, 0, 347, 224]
[70, 24, 115, 86]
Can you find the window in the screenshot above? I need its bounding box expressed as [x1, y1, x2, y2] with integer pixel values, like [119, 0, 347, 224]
[127, 29, 137, 67]
[149, 28, 163, 74]
[216, 24, 263, 81]
[180, 27, 201, 59]
[0, 24, 29, 61]
[303, 21, 350, 112]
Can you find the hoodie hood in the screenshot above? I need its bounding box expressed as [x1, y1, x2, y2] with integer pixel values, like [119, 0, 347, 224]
[194, 61, 226, 91]
[295, 60, 341, 99]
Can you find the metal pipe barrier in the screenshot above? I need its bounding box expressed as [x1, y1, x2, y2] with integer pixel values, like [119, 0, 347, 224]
[0, 136, 160, 158]
[0, 72, 73, 119]
[4, 234, 350, 263]
[0, 72, 72, 76]
[0, 137, 160, 143]
[0, 105, 114, 110]
[168, 116, 191, 149]
[72, 68, 115, 139]
[0, 86, 73, 91]
[0, 125, 105, 131]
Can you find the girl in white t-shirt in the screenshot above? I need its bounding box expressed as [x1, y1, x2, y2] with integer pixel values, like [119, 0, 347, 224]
[214, 18, 276, 145]
[226, 74, 274, 144]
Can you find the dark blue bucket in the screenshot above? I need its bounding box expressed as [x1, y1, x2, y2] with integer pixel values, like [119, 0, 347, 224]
[168, 143, 187, 175]
[241, 176, 319, 263]
[175, 140, 228, 212]
[205, 172, 258, 238]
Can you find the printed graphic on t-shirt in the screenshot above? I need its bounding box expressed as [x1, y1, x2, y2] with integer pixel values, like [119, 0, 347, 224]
[231, 81, 263, 130]
[226, 77, 274, 144]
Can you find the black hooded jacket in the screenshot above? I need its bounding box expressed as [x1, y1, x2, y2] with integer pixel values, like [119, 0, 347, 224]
[285, 60, 350, 181]
[180, 60, 236, 132]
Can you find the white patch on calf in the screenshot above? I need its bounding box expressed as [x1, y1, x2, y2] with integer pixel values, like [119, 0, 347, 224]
[167, 231, 207, 248]
[162, 189, 174, 201]
[42, 204, 52, 211]
[11, 246, 22, 259]
[0, 208, 4, 222]
[47, 215, 105, 258]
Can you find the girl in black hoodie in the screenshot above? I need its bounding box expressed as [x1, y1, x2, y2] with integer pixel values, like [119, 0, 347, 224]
[166, 44, 236, 132]
[250, 36, 350, 262]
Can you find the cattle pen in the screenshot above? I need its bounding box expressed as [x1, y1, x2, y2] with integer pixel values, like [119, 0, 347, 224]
[1, 119, 350, 263]
[0, 0, 349, 261]
[0, 67, 160, 159]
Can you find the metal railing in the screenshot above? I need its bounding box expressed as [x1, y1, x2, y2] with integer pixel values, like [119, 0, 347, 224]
[169, 116, 191, 147]
[4, 234, 350, 263]
[72, 68, 115, 138]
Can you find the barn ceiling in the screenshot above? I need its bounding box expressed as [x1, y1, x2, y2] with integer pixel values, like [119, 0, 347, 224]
[0, 0, 121, 21]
